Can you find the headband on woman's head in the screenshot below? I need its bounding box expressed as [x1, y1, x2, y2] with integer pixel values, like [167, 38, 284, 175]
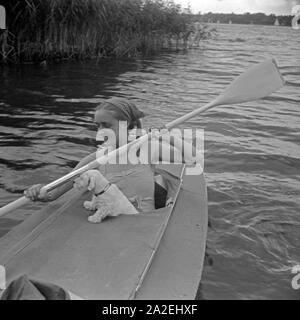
[100, 97, 145, 123]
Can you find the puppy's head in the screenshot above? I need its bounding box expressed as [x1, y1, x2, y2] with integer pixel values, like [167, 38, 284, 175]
[73, 173, 90, 190]
[73, 170, 108, 192]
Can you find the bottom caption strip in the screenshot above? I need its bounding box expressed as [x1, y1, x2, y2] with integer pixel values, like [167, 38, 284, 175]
[101, 303, 199, 318]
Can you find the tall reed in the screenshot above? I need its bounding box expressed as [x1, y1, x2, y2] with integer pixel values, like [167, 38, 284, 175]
[0, 0, 209, 64]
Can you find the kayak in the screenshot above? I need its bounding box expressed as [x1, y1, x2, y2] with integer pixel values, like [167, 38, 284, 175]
[0, 164, 207, 300]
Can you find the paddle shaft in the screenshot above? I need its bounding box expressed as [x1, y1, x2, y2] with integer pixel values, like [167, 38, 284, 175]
[165, 100, 217, 129]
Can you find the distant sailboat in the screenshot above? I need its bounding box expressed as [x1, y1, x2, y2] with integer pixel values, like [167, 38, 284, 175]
[0, 5, 6, 30]
[274, 18, 280, 26]
[292, 15, 299, 30]
[291, 5, 300, 30]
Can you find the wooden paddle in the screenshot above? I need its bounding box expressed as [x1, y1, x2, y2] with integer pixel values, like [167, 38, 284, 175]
[0, 58, 285, 217]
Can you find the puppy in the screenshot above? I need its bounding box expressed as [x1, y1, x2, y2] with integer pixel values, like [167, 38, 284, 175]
[73, 170, 138, 223]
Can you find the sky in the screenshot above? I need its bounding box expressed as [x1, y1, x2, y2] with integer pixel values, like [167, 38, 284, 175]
[175, 0, 300, 15]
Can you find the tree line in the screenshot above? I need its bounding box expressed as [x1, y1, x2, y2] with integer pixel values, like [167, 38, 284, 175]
[193, 12, 294, 26]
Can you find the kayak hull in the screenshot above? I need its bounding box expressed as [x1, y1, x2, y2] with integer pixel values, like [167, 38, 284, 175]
[0, 165, 207, 300]
[136, 171, 207, 299]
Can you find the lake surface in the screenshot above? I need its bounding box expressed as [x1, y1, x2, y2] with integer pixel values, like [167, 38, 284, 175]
[0, 23, 299, 299]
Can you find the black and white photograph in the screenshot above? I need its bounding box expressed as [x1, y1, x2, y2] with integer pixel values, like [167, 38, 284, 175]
[0, 0, 299, 303]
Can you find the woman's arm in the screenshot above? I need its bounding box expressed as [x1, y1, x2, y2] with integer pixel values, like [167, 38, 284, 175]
[24, 152, 97, 202]
[163, 134, 202, 165]
[147, 131, 203, 165]
[47, 152, 97, 201]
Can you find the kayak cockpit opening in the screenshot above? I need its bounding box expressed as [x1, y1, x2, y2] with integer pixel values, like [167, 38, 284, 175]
[152, 165, 184, 210]
[154, 175, 168, 209]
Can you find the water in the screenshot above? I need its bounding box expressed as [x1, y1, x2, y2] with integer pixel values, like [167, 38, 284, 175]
[0, 23, 299, 299]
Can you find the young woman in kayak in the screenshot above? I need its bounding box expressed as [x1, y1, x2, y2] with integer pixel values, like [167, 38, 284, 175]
[24, 97, 200, 212]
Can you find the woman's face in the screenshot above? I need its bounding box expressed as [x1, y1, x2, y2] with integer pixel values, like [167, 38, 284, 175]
[94, 109, 126, 148]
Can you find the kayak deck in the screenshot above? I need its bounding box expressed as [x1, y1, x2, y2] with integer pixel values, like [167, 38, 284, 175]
[136, 172, 207, 299]
[0, 165, 207, 299]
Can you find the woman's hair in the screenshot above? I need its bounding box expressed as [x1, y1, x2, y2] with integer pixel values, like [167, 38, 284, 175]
[96, 97, 145, 130]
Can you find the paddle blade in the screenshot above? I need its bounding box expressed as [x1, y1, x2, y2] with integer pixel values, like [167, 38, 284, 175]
[214, 59, 285, 106]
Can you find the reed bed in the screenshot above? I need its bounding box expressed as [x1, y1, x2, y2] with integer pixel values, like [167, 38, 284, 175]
[0, 0, 210, 64]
